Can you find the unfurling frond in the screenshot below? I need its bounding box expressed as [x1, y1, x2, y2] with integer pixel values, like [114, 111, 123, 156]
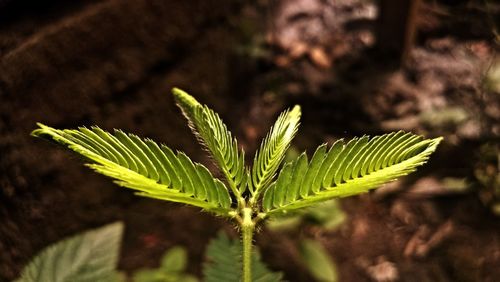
[262, 131, 442, 215]
[250, 106, 301, 198]
[172, 88, 246, 196]
[31, 124, 232, 216]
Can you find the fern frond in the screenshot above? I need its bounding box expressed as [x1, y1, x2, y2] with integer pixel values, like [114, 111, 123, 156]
[31, 123, 232, 216]
[250, 105, 301, 199]
[262, 132, 442, 215]
[203, 232, 283, 282]
[172, 88, 247, 196]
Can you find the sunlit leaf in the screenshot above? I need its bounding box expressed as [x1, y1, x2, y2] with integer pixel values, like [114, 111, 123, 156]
[173, 88, 246, 195]
[31, 124, 232, 216]
[263, 132, 442, 215]
[250, 106, 301, 199]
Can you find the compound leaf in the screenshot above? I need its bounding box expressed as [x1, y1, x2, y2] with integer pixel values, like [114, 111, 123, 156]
[262, 132, 442, 215]
[172, 88, 246, 196]
[31, 124, 232, 216]
[250, 106, 301, 198]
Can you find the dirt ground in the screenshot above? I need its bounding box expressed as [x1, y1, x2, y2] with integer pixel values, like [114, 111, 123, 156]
[1, 0, 499, 281]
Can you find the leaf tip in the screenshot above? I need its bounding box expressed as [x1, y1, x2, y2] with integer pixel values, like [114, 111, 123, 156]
[31, 123, 53, 138]
[171, 87, 185, 95]
[172, 87, 199, 106]
[434, 136, 444, 144]
[426, 136, 444, 152]
[291, 105, 301, 116]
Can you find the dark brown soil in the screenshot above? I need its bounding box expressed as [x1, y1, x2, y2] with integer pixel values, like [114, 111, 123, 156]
[1, 0, 499, 281]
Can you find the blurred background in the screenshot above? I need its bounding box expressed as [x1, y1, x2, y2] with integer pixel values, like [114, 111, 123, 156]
[0, 0, 499, 281]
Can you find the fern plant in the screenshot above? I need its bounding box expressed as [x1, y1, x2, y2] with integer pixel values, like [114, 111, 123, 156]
[32, 88, 441, 281]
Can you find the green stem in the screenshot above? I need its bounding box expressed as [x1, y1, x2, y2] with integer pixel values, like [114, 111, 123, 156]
[241, 208, 255, 282]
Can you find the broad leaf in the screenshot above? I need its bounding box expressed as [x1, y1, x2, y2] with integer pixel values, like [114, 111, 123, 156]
[172, 88, 247, 195]
[203, 232, 283, 282]
[31, 124, 232, 216]
[15, 222, 123, 282]
[250, 106, 301, 198]
[262, 132, 442, 215]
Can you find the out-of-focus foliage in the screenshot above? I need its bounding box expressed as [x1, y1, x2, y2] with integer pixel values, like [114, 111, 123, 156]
[203, 232, 283, 282]
[299, 239, 338, 282]
[474, 143, 500, 215]
[419, 107, 469, 131]
[14, 223, 123, 282]
[484, 59, 500, 94]
[266, 199, 346, 231]
[133, 246, 198, 282]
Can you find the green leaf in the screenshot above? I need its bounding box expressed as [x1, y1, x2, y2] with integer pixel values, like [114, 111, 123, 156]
[266, 199, 345, 232]
[133, 270, 198, 282]
[265, 215, 302, 231]
[262, 132, 442, 215]
[133, 246, 198, 282]
[31, 124, 232, 216]
[132, 270, 165, 282]
[250, 105, 301, 199]
[15, 222, 123, 282]
[306, 199, 345, 230]
[203, 232, 283, 282]
[172, 88, 246, 196]
[160, 246, 188, 273]
[299, 239, 337, 282]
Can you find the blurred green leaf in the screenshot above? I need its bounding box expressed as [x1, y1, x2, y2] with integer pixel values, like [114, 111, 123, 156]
[485, 59, 500, 93]
[420, 107, 469, 130]
[15, 222, 123, 282]
[266, 199, 346, 232]
[161, 246, 187, 273]
[133, 270, 197, 282]
[284, 145, 301, 163]
[266, 215, 302, 231]
[306, 200, 346, 231]
[299, 239, 337, 282]
[442, 177, 469, 193]
[474, 143, 500, 215]
[133, 246, 197, 282]
[133, 269, 166, 282]
[204, 231, 283, 282]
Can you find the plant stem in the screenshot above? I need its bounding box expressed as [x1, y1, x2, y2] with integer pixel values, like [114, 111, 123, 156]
[241, 207, 255, 282]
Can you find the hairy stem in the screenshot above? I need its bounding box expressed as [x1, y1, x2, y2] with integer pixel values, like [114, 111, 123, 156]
[241, 207, 255, 282]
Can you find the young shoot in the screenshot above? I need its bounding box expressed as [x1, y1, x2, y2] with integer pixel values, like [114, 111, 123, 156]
[32, 88, 442, 282]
